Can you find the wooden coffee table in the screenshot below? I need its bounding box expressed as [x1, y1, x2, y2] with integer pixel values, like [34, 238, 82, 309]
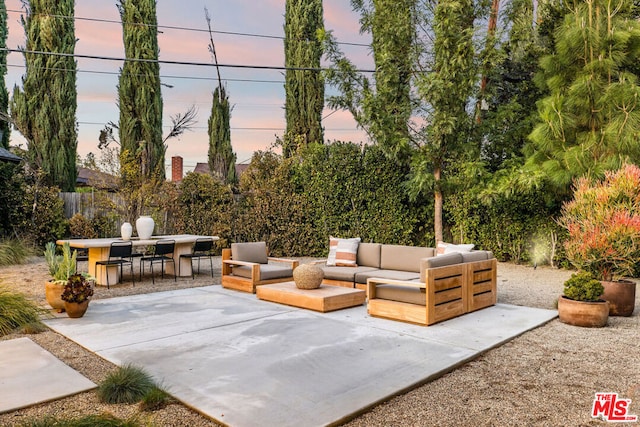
[256, 281, 366, 312]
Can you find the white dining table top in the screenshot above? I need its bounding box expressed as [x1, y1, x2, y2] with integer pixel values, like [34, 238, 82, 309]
[56, 234, 219, 248]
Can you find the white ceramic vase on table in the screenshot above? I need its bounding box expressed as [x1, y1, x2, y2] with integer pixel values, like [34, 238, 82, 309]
[120, 222, 133, 240]
[136, 216, 155, 240]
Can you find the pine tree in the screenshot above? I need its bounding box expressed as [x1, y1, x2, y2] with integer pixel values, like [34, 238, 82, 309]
[117, 0, 164, 183]
[526, 0, 640, 191]
[208, 86, 237, 184]
[11, 0, 78, 191]
[0, 1, 10, 149]
[283, 0, 324, 157]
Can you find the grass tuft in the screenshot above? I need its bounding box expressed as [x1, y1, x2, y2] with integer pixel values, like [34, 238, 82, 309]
[98, 364, 156, 404]
[0, 286, 47, 336]
[0, 239, 35, 266]
[19, 413, 143, 427]
[139, 385, 171, 411]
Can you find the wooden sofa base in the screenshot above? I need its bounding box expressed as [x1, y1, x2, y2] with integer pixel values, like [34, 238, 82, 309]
[321, 279, 355, 289]
[221, 275, 294, 294]
[367, 259, 497, 326]
[368, 298, 465, 326]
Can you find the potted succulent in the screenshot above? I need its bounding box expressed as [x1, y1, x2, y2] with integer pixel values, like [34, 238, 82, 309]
[44, 242, 77, 312]
[558, 271, 609, 327]
[559, 163, 639, 316]
[60, 273, 94, 318]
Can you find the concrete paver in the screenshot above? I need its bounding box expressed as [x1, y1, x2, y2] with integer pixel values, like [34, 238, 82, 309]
[43, 286, 557, 427]
[0, 337, 96, 414]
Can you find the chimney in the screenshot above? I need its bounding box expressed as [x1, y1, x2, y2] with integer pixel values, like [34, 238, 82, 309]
[172, 156, 183, 182]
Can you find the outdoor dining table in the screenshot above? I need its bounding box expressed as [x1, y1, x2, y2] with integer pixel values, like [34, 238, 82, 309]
[56, 234, 219, 286]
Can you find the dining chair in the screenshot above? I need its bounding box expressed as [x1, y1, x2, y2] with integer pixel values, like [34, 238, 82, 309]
[140, 239, 176, 284]
[179, 238, 215, 279]
[94, 241, 135, 289]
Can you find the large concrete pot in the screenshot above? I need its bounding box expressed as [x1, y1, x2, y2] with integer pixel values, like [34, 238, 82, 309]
[558, 295, 609, 328]
[601, 280, 636, 316]
[45, 280, 65, 312]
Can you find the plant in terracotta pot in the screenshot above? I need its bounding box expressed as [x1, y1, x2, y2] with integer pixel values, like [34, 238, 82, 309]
[558, 271, 609, 327]
[44, 242, 78, 312]
[60, 273, 94, 318]
[559, 164, 639, 316]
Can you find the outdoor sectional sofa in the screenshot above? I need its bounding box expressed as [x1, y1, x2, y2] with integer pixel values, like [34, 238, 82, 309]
[316, 242, 497, 325]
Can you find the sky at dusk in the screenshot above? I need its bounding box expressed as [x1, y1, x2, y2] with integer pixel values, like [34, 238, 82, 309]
[3, 0, 373, 174]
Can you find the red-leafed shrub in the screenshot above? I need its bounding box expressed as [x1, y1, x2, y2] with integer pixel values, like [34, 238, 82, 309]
[559, 163, 640, 280]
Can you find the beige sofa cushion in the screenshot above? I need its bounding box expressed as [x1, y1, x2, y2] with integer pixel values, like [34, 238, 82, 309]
[355, 270, 420, 284]
[357, 242, 381, 268]
[231, 242, 268, 264]
[420, 252, 463, 282]
[232, 264, 293, 281]
[461, 251, 493, 263]
[375, 284, 426, 305]
[380, 245, 435, 272]
[321, 266, 379, 282]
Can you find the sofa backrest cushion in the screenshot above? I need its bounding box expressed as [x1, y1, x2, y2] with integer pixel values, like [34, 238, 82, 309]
[461, 250, 493, 263]
[231, 242, 268, 264]
[420, 252, 463, 282]
[357, 242, 381, 268]
[380, 245, 435, 272]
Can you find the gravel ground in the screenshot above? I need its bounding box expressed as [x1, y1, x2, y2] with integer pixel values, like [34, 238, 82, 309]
[0, 258, 638, 426]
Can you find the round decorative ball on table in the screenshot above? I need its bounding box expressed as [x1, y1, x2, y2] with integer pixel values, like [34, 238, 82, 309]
[293, 264, 324, 290]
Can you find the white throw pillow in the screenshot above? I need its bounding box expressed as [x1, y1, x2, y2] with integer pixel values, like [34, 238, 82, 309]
[443, 243, 475, 254]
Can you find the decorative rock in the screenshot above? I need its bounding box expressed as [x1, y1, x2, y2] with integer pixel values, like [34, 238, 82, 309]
[293, 264, 324, 290]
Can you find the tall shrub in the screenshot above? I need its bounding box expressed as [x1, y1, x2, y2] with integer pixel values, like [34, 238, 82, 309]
[0, 0, 9, 148]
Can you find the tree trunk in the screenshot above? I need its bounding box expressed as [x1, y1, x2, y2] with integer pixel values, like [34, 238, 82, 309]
[434, 167, 443, 243]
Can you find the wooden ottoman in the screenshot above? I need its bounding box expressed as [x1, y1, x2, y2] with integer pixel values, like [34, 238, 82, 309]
[256, 281, 366, 312]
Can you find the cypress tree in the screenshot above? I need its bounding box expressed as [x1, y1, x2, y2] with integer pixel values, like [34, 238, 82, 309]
[205, 8, 236, 185]
[117, 0, 164, 183]
[11, 0, 78, 190]
[283, 0, 324, 157]
[0, 1, 9, 149]
[208, 86, 237, 184]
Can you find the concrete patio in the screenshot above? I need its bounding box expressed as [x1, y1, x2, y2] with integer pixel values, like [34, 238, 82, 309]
[32, 285, 558, 426]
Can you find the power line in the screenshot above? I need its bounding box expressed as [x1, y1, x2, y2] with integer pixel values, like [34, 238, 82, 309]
[1, 47, 376, 73]
[5, 8, 370, 48]
[6, 63, 285, 84]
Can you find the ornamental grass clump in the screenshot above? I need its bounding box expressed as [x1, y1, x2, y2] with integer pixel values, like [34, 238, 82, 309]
[559, 163, 640, 281]
[98, 364, 156, 404]
[0, 286, 47, 336]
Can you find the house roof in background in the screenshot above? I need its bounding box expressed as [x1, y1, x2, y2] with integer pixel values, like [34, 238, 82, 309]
[77, 167, 118, 190]
[0, 147, 22, 163]
[193, 162, 250, 178]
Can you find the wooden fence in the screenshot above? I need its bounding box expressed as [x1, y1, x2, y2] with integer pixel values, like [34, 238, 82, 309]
[58, 191, 124, 219]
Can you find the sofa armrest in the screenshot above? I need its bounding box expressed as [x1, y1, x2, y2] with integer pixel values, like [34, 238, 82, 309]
[267, 257, 300, 269]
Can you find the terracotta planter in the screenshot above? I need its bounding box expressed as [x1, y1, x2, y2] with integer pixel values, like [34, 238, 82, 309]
[601, 280, 636, 317]
[558, 295, 609, 328]
[45, 280, 65, 312]
[64, 300, 90, 318]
